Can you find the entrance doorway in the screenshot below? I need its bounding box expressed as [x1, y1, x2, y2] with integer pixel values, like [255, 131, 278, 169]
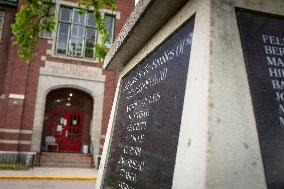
[42, 88, 93, 153]
[49, 109, 83, 152]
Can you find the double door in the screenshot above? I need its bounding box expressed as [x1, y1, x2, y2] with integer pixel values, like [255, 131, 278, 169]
[49, 109, 83, 152]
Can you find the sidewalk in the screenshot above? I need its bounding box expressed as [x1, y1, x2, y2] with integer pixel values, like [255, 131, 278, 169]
[0, 167, 98, 180]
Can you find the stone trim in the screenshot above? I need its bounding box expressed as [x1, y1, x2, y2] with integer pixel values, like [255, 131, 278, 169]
[100, 135, 106, 139]
[0, 151, 35, 154]
[41, 56, 46, 61]
[40, 61, 106, 82]
[8, 94, 25, 100]
[47, 53, 101, 64]
[0, 128, 32, 134]
[0, 140, 31, 145]
[101, 9, 121, 20]
[31, 74, 105, 159]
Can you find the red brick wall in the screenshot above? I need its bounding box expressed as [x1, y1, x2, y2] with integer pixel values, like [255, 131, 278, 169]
[0, 5, 16, 127]
[0, 0, 135, 152]
[0, 132, 31, 141]
[21, 39, 46, 131]
[0, 5, 15, 94]
[0, 4, 30, 151]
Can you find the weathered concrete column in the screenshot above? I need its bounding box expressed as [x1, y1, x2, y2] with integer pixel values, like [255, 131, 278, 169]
[96, 0, 284, 188]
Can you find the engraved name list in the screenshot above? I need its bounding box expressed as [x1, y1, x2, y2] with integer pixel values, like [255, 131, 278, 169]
[102, 18, 195, 189]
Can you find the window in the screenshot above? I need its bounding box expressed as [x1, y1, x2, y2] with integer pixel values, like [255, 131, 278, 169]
[55, 6, 116, 59]
[0, 11, 5, 40]
[104, 14, 115, 44]
[39, 5, 55, 38]
[55, 7, 96, 58]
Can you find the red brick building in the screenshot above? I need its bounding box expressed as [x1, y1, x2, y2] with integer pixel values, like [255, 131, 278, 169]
[0, 0, 134, 167]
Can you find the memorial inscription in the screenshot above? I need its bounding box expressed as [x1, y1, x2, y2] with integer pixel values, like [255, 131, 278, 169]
[101, 18, 195, 189]
[237, 10, 284, 188]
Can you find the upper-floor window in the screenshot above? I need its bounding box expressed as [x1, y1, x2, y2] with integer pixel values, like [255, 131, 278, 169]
[0, 11, 5, 41]
[39, 5, 55, 39]
[104, 14, 115, 44]
[55, 6, 115, 59]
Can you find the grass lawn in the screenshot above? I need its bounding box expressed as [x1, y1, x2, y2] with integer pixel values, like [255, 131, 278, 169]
[0, 162, 27, 170]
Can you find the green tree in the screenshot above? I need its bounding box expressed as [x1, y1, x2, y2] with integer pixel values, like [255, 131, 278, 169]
[12, 0, 116, 62]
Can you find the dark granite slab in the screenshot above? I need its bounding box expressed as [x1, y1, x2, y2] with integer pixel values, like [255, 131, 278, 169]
[101, 17, 195, 189]
[237, 9, 284, 189]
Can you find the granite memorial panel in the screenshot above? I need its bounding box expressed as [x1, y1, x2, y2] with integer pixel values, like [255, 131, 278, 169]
[101, 17, 195, 189]
[237, 9, 284, 189]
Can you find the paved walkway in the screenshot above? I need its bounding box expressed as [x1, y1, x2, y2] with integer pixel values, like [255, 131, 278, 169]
[0, 167, 98, 180]
[0, 168, 98, 189]
[0, 179, 97, 189]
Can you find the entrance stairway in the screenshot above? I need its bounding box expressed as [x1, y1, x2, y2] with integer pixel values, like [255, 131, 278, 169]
[40, 152, 93, 168]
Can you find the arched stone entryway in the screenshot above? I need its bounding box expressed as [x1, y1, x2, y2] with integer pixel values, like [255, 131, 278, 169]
[31, 61, 105, 161]
[42, 88, 93, 152]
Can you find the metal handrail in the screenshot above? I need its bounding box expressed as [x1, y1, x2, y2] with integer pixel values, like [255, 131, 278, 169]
[89, 135, 94, 167]
[0, 152, 37, 169]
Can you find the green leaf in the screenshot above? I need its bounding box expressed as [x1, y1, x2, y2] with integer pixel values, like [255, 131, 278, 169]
[12, 0, 116, 62]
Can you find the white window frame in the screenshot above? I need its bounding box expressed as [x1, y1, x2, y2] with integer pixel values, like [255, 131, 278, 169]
[55, 6, 98, 59]
[0, 10, 5, 41]
[49, 1, 120, 63]
[104, 13, 116, 44]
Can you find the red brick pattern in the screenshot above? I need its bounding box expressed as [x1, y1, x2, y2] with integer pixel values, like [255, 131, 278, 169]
[0, 144, 18, 151]
[0, 0, 135, 152]
[0, 5, 15, 94]
[0, 132, 31, 141]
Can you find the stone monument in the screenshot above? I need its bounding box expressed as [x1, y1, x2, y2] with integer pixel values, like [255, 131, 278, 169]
[96, 0, 284, 188]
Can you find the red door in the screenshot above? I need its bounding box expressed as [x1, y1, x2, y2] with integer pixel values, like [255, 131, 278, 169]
[49, 109, 83, 152]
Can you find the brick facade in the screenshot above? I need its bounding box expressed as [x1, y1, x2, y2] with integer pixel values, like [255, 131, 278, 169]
[0, 0, 134, 155]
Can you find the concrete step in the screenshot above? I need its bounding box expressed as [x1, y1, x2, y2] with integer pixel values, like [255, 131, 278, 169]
[40, 162, 91, 168]
[40, 152, 91, 157]
[40, 152, 92, 168]
[40, 159, 91, 164]
[40, 155, 91, 160]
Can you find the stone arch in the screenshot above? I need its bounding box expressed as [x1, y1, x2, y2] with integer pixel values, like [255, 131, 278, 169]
[31, 74, 105, 159]
[45, 84, 96, 99]
[42, 87, 93, 152]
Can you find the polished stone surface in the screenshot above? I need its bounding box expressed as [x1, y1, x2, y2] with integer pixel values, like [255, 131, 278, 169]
[237, 10, 284, 189]
[102, 18, 195, 189]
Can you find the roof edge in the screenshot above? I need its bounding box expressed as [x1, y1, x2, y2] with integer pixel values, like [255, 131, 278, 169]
[103, 0, 189, 70]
